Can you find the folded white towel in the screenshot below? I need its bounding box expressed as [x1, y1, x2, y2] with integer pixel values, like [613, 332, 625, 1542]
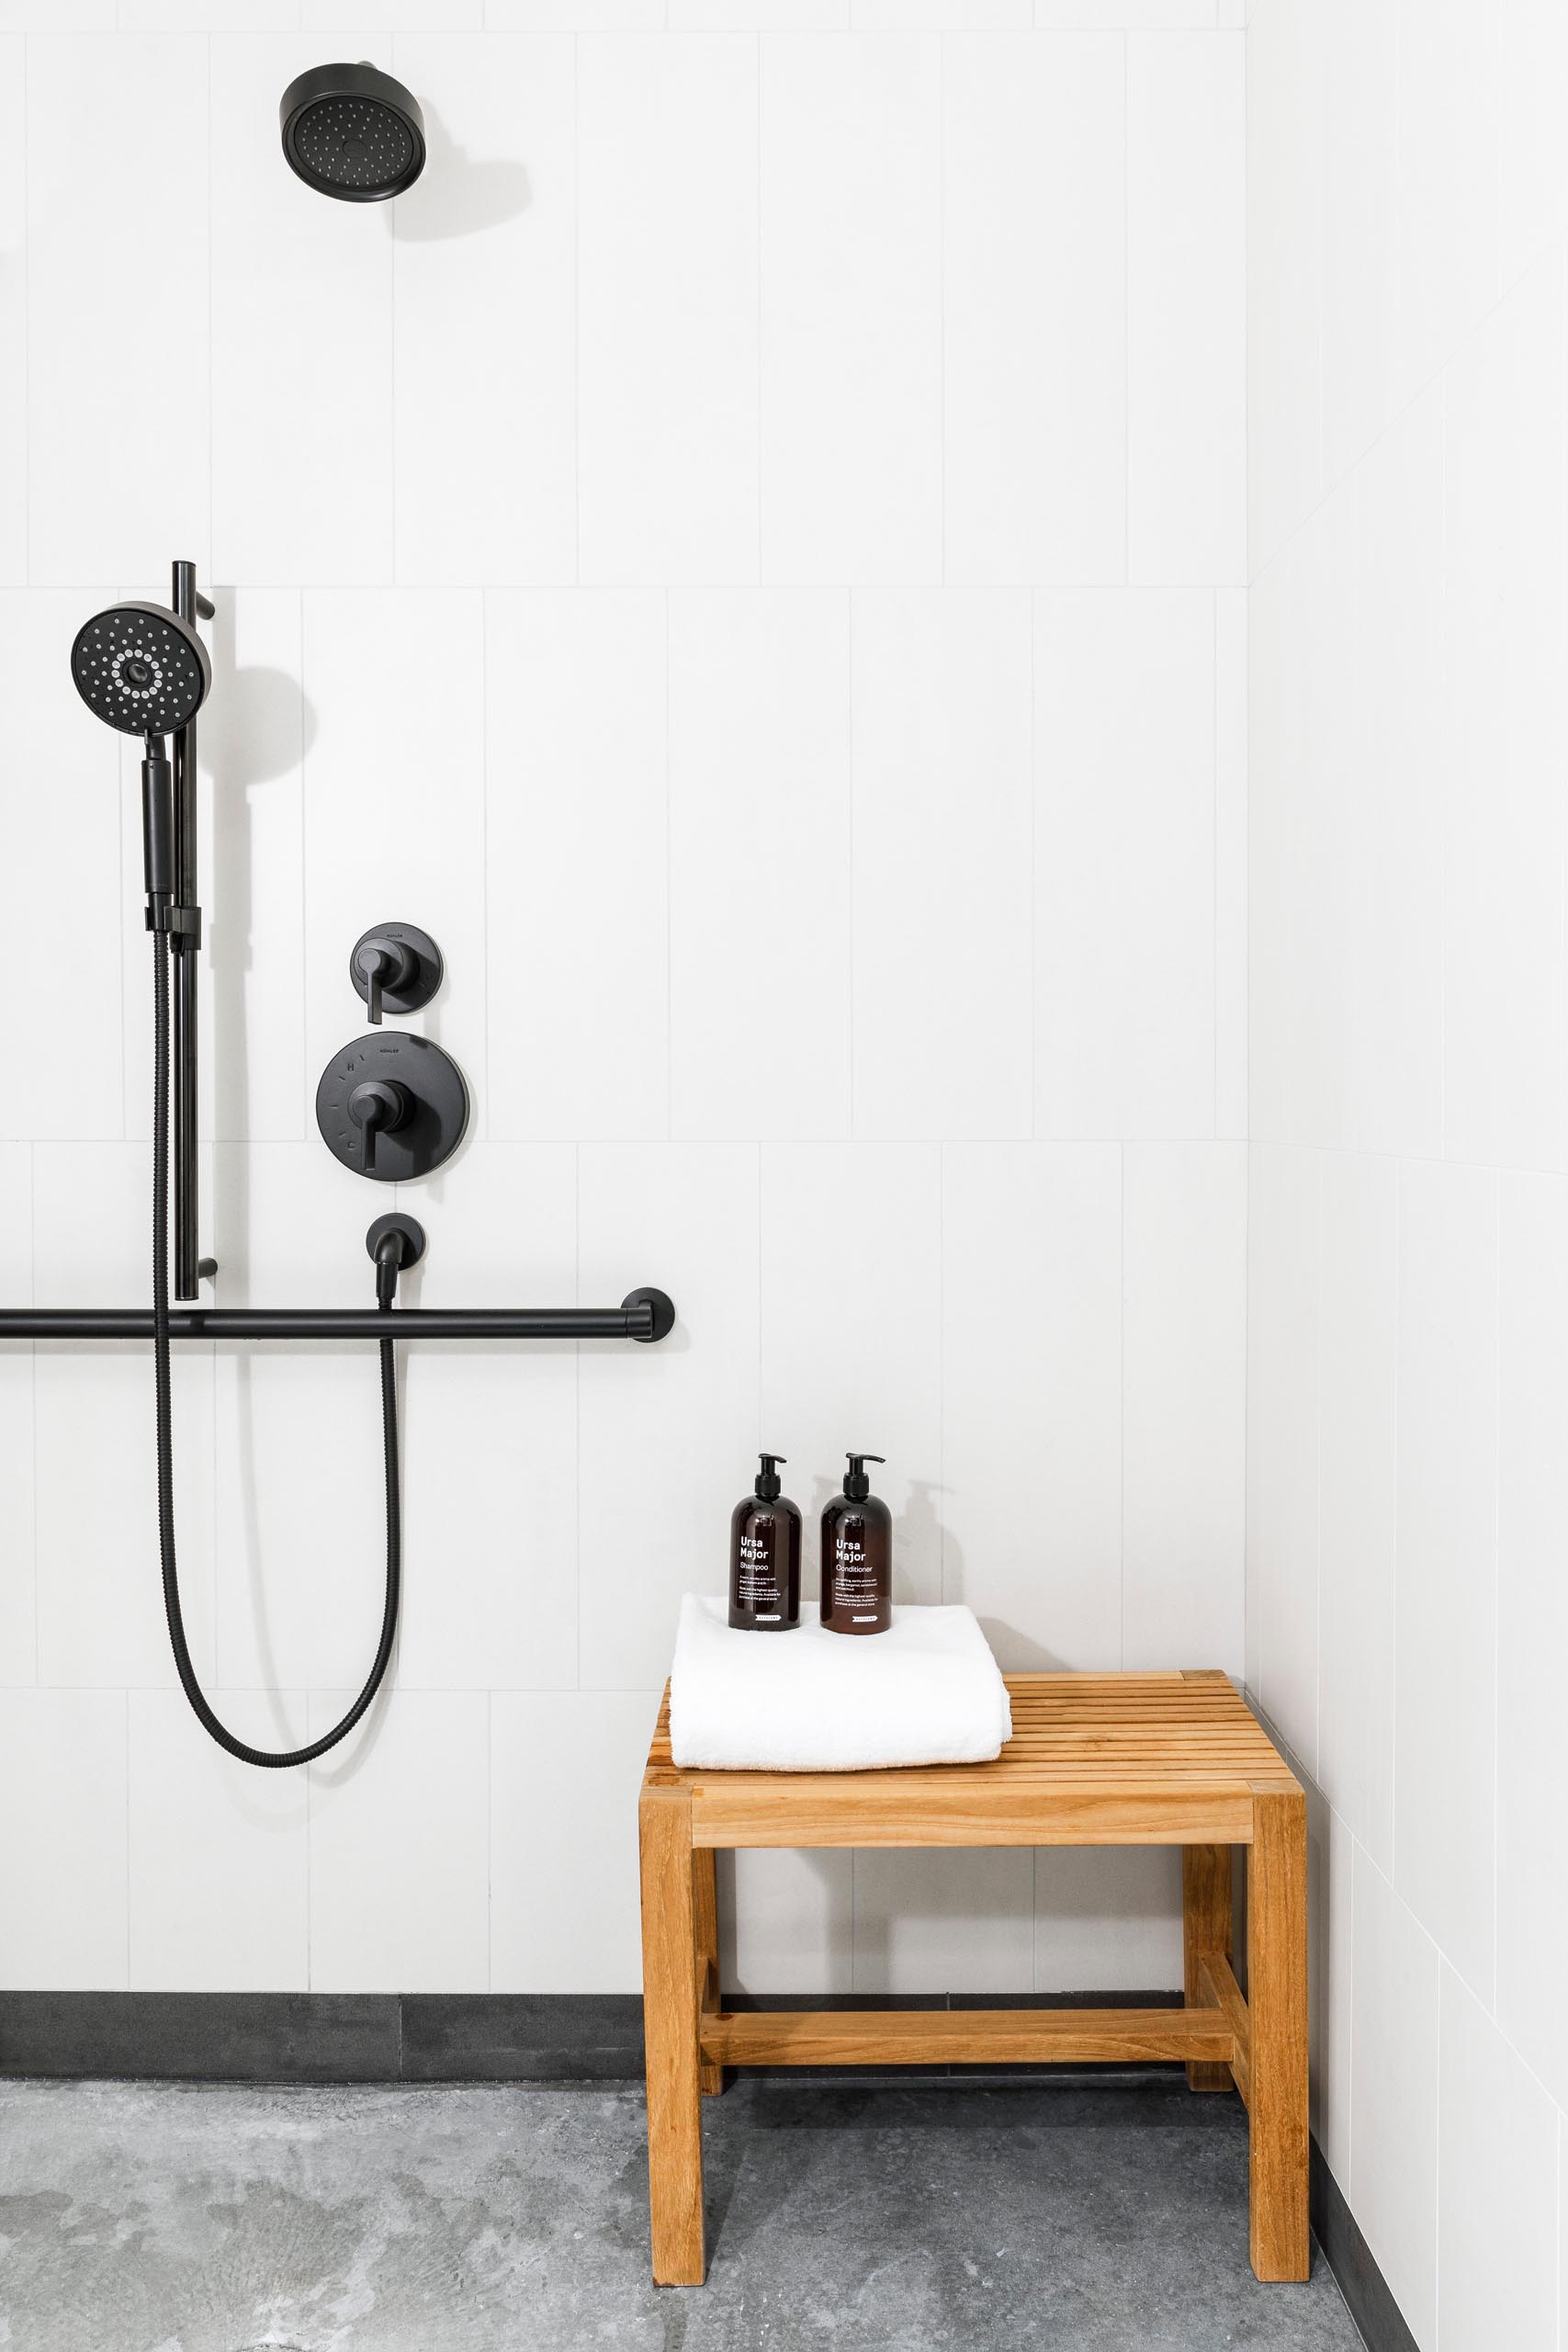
[669, 1595, 1012, 1772]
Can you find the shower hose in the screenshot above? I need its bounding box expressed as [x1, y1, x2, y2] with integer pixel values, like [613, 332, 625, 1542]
[152, 930, 400, 1768]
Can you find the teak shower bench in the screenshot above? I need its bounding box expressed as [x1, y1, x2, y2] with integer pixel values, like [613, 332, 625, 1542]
[638, 1668, 1308, 2288]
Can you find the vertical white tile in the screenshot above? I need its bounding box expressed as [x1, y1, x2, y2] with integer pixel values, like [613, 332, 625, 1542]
[761, 1142, 942, 1606]
[33, 1146, 216, 1691]
[309, 1689, 490, 1993]
[942, 32, 1124, 586]
[1247, 481, 1357, 1156]
[1313, 1804, 1354, 2187]
[1127, 33, 1245, 584]
[26, 37, 209, 583]
[301, 590, 485, 1136]
[0, 0, 113, 23]
[1442, 259, 1567, 1173]
[1320, 0, 1397, 482]
[1350, 1845, 1440, 2351]
[1348, 383, 1444, 1159]
[1499, 0, 1568, 288]
[760, 35, 942, 585]
[1438, 1965, 1560, 2352]
[1497, 1171, 1568, 2113]
[1122, 1143, 1246, 1674]
[1034, 590, 1214, 1139]
[0, 594, 125, 1143]
[396, 1145, 579, 1691]
[853, 1849, 1033, 1993]
[128, 1689, 309, 1992]
[669, 593, 852, 1139]
[1316, 1152, 1396, 1876]
[491, 1690, 659, 1992]
[578, 35, 758, 586]
[1036, 1, 1216, 19]
[577, 1144, 760, 1688]
[1394, 1159, 1497, 2005]
[202, 590, 308, 1143]
[1390, 0, 1501, 413]
[859, 0, 1028, 19]
[0, 1145, 32, 1685]
[302, 0, 479, 22]
[724, 1849, 854, 1994]
[676, 0, 844, 22]
[484, 591, 669, 1142]
[1243, 1141, 1263, 1702]
[942, 1143, 1122, 1668]
[391, 35, 575, 585]
[1214, 588, 1247, 1140]
[211, 35, 392, 585]
[0, 40, 25, 584]
[1246, 0, 1324, 572]
[1249, 1144, 1319, 1771]
[486, 0, 661, 22]
[852, 592, 1032, 1139]
[120, 0, 298, 23]
[0, 1690, 127, 1989]
[1033, 1847, 1182, 1991]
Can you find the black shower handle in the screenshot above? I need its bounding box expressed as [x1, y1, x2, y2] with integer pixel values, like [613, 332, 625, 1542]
[354, 936, 415, 1026]
[347, 1079, 410, 1174]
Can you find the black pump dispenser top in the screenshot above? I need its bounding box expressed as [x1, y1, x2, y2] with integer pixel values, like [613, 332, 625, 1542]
[755, 1453, 786, 1500]
[842, 1453, 885, 1501]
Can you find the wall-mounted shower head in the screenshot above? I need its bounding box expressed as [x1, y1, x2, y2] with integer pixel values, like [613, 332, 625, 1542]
[70, 602, 210, 739]
[280, 62, 425, 202]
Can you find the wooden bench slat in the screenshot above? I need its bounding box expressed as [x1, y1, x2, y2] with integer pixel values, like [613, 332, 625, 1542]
[701, 2006, 1236, 2068]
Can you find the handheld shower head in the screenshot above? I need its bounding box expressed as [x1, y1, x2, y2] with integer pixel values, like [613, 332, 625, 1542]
[280, 62, 425, 202]
[70, 601, 210, 739]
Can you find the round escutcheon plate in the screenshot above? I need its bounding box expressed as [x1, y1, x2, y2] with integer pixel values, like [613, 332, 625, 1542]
[316, 1031, 468, 1182]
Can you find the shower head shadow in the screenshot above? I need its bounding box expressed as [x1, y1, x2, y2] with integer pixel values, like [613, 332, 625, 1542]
[280, 62, 425, 203]
[70, 602, 211, 738]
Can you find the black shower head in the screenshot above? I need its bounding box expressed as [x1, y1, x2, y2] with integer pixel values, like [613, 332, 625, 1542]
[280, 62, 425, 202]
[71, 602, 210, 738]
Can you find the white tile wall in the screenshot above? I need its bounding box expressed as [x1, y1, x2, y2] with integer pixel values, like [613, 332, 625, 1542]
[942, 32, 1124, 586]
[1126, 31, 1246, 584]
[1393, 1159, 1498, 2007]
[1349, 1848, 1439, 2349]
[1034, 591, 1218, 1137]
[0, 40, 25, 587]
[851, 591, 1032, 1138]
[0, 1690, 129, 1989]
[1496, 1172, 1568, 2115]
[7, 21, 1244, 2007]
[128, 1689, 309, 1992]
[1121, 1140, 1246, 1671]
[760, 35, 942, 584]
[1438, 1963, 1561, 2352]
[391, 34, 576, 587]
[210, 36, 393, 586]
[1250, 7, 1568, 2333]
[578, 35, 759, 585]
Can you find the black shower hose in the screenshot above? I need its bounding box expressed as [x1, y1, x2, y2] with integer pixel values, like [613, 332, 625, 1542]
[152, 930, 400, 1768]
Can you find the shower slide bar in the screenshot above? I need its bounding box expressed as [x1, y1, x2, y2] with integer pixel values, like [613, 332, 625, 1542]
[0, 1291, 676, 1344]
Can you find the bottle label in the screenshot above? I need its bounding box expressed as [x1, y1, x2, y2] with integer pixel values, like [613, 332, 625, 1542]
[737, 1530, 780, 1611]
[831, 1532, 878, 1611]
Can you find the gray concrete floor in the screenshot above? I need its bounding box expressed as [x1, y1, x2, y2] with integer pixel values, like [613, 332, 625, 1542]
[0, 2075, 1365, 2351]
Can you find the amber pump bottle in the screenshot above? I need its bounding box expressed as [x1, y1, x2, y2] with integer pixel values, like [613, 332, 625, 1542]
[819, 1453, 891, 1635]
[728, 1453, 802, 1631]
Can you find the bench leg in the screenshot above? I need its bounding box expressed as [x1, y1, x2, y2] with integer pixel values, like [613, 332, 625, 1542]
[1182, 1844, 1235, 2091]
[694, 1847, 725, 2096]
[1247, 1787, 1310, 2282]
[639, 1785, 705, 2286]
